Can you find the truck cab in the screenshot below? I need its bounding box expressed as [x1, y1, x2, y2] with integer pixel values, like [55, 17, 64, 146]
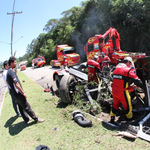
[32, 55, 46, 68]
[19, 63, 26, 71]
[50, 44, 80, 68]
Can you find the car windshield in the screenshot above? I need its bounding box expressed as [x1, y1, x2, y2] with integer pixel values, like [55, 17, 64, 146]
[38, 58, 42, 61]
[64, 50, 74, 54]
[20, 64, 25, 67]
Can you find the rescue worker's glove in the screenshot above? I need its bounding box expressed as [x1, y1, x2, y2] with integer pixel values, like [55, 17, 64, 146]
[127, 86, 137, 93]
[135, 86, 145, 93]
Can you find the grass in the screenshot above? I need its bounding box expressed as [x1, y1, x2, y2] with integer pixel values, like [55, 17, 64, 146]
[0, 71, 150, 150]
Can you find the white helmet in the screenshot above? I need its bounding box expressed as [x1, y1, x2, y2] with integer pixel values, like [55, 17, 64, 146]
[95, 52, 99, 56]
[124, 56, 132, 62]
[94, 55, 98, 59]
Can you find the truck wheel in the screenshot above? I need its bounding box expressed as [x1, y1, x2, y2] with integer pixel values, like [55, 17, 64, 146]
[55, 74, 61, 89]
[59, 75, 76, 104]
[34, 63, 38, 68]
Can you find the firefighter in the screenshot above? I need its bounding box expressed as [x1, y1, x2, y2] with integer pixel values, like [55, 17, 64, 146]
[61, 56, 68, 69]
[97, 52, 111, 70]
[87, 55, 101, 83]
[110, 57, 144, 123]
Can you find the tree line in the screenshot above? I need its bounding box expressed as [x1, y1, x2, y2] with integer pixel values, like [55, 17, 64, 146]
[18, 0, 150, 66]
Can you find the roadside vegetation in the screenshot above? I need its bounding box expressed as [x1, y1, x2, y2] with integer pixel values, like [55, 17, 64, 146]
[0, 71, 150, 150]
[18, 0, 150, 66]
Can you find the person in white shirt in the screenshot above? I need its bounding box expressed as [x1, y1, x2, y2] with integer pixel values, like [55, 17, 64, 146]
[2, 60, 21, 117]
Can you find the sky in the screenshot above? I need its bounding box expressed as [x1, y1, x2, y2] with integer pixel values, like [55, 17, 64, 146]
[0, 0, 86, 62]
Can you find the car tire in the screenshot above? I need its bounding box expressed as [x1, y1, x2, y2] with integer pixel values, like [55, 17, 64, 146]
[55, 74, 61, 89]
[59, 75, 76, 104]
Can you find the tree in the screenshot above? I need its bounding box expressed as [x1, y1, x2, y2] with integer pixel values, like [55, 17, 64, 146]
[19, 0, 150, 65]
[43, 19, 59, 33]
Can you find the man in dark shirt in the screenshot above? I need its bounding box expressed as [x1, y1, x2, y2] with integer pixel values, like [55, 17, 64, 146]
[2, 60, 21, 117]
[6, 56, 45, 123]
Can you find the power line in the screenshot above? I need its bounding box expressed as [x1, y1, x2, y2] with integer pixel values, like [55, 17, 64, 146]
[0, 36, 23, 45]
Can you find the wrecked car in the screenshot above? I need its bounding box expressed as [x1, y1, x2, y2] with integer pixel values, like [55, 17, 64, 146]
[58, 56, 150, 141]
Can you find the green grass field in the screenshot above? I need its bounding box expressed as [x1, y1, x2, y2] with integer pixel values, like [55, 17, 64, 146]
[0, 71, 150, 150]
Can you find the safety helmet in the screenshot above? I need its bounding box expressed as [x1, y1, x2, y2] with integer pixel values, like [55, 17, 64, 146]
[95, 52, 99, 56]
[94, 55, 98, 59]
[124, 56, 132, 63]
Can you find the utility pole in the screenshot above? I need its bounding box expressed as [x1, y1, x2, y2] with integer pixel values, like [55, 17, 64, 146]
[7, 0, 22, 56]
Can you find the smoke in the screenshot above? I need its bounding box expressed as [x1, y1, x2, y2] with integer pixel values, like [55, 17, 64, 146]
[70, 0, 113, 62]
[71, 32, 86, 62]
[71, 8, 103, 62]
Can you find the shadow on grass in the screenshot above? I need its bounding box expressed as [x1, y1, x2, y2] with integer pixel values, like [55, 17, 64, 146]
[4, 116, 18, 128]
[4, 116, 36, 136]
[56, 102, 68, 108]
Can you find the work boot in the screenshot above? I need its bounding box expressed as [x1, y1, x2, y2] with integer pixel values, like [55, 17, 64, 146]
[109, 116, 115, 123]
[36, 118, 45, 123]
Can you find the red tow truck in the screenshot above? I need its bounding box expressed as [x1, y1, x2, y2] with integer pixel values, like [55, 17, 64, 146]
[19, 62, 26, 71]
[32, 55, 46, 68]
[53, 28, 147, 89]
[84, 27, 146, 63]
[50, 44, 80, 68]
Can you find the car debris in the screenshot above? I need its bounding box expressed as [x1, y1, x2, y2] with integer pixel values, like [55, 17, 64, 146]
[57, 56, 150, 141]
[72, 110, 92, 127]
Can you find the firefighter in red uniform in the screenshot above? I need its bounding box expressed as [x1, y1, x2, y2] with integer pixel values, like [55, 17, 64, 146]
[87, 55, 101, 83]
[61, 56, 68, 69]
[97, 52, 111, 70]
[110, 57, 144, 123]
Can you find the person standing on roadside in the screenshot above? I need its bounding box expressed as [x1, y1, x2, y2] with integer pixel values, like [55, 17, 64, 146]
[6, 56, 45, 124]
[2, 60, 21, 117]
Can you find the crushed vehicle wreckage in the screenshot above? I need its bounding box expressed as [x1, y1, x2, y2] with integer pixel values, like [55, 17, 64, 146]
[52, 27, 149, 140]
[54, 56, 150, 141]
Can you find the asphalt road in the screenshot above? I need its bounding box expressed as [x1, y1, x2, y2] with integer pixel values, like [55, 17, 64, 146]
[22, 66, 59, 90]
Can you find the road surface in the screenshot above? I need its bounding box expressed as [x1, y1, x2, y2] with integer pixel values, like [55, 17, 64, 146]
[22, 66, 59, 90]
